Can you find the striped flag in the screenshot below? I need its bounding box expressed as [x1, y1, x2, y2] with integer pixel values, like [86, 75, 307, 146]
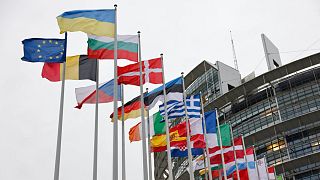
[157, 111, 218, 157]
[159, 94, 201, 119]
[128, 112, 165, 142]
[159, 100, 184, 119]
[268, 166, 276, 180]
[75, 79, 122, 109]
[109, 93, 146, 121]
[88, 34, 138, 62]
[209, 136, 248, 178]
[208, 124, 232, 169]
[150, 120, 206, 153]
[226, 137, 247, 178]
[42, 55, 97, 82]
[57, 10, 115, 37]
[246, 147, 259, 180]
[144, 77, 183, 110]
[149, 112, 166, 136]
[171, 147, 203, 157]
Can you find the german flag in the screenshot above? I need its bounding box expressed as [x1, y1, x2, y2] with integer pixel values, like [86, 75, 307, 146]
[110, 93, 147, 121]
[41, 55, 97, 82]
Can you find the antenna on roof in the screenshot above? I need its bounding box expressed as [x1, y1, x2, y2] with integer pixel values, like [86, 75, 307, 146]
[230, 30, 239, 71]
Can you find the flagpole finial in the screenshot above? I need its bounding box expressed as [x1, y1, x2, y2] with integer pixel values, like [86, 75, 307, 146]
[160, 53, 163, 56]
[114, 4, 117, 8]
[181, 72, 184, 75]
[137, 31, 141, 34]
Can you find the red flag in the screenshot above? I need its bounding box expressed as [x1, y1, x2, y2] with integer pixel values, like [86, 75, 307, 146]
[211, 170, 220, 178]
[129, 122, 142, 142]
[117, 57, 163, 86]
[234, 137, 245, 159]
[268, 166, 276, 180]
[239, 169, 249, 180]
[232, 169, 249, 180]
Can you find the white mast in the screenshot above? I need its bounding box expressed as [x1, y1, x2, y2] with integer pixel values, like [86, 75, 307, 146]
[230, 30, 239, 71]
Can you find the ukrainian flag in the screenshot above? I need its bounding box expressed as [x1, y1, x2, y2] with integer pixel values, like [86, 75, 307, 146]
[57, 9, 115, 37]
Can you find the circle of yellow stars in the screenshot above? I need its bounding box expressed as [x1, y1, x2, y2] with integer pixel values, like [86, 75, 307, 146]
[37, 40, 64, 60]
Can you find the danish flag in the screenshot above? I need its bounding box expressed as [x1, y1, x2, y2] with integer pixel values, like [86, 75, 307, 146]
[117, 57, 163, 86]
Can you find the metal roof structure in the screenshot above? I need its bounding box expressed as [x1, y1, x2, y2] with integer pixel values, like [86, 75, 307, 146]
[207, 53, 320, 110]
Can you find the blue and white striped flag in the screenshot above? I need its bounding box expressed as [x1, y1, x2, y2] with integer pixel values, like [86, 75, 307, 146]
[159, 100, 184, 119]
[186, 94, 201, 118]
[159, 94, 201, 119]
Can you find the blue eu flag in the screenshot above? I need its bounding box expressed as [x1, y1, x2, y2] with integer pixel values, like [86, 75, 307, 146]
[22, 38, 66, 63]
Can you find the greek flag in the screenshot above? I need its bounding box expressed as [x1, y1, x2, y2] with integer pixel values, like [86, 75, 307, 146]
[159, 94, 201, 119]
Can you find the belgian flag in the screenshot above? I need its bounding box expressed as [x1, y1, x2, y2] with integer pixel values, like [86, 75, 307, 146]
[41, 55, 97, 82]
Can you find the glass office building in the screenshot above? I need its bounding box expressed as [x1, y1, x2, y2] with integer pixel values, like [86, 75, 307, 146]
[154, 53, 320, 179]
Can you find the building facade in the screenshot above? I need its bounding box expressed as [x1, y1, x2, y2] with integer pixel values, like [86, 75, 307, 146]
[154, 53, 320, 179]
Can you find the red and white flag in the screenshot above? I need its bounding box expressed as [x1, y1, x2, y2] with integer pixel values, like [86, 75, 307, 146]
[232, 137, 249, 180]
[117, 57, 163, 86]
[268, 166, 276, 180]
[208, 137, 244, 177]
[246, 147, 259, 180]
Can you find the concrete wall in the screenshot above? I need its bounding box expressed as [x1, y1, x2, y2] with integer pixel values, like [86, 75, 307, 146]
[216, 61, 241, 95]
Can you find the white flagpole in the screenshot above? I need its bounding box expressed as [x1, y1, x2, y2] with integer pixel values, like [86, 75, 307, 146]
[54, 32, 67, 180]
[199, 92, 213, 180]
[264, 156, 270, 180]
[241, 135, 250, 180]
[215, 108, 227, 180]
[181, 72, 195, 180]
[202, 150, 209, 180]
[160, 54, 173, 180]
[203, 153, 212, 180]
[146, 88, 153, 180]
[253, 145, 261, 179]
[93, 56, 100, 180]
[121, 84, 126, 180]
[112, 4, 119, 180]
[229, 122, 240, 180]
[137, 31, 149, 180]
[219, 170, 222, 180]
[273, 167, 276, 180]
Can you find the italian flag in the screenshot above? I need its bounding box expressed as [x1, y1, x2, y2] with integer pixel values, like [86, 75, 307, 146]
[129, 112, 165, 142]
[209, 124, 232, 169]
[87, 34, 138, 62]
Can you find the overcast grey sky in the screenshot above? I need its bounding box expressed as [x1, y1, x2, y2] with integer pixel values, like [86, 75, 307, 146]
[1, 0, 320, 180]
